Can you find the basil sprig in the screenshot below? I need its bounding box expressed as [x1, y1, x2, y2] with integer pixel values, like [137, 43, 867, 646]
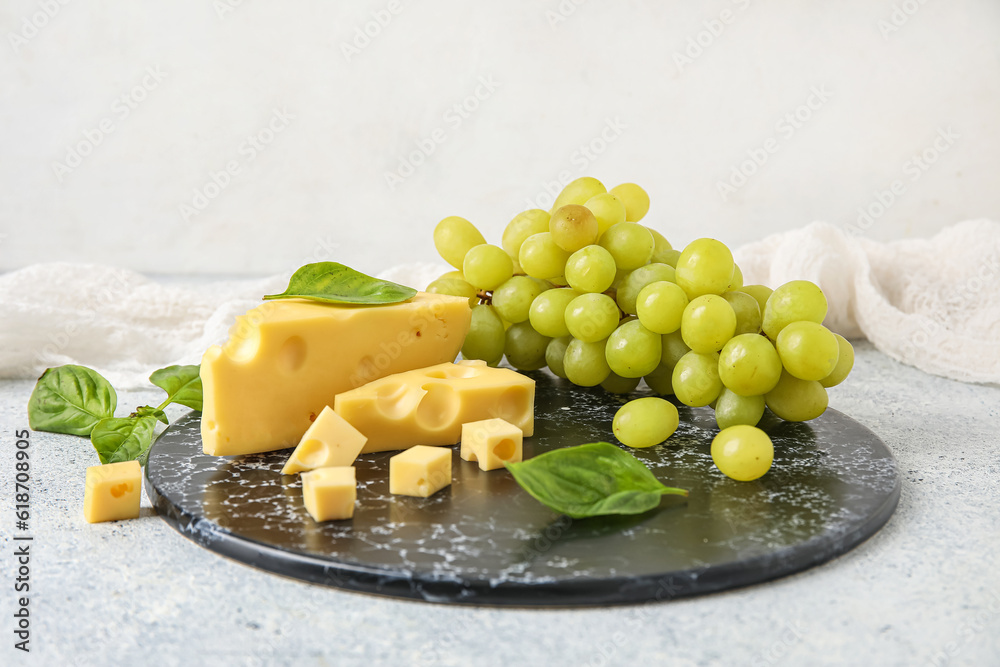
[264, 262, 417, 305]
[506, 442, 688, 519]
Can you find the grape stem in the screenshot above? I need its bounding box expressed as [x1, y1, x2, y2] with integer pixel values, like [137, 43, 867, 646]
[476, 289, 493, 305]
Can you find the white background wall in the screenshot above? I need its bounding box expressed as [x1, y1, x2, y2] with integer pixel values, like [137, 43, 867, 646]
[1, 0, 998, 277]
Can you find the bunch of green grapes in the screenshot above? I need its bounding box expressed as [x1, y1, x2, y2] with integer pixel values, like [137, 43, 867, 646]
[427, 177, 855, 481]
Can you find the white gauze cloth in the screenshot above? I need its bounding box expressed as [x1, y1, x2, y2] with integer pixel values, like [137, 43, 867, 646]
[1, 222, 997, 388]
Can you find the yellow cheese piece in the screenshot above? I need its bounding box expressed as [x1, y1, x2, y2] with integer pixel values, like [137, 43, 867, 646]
[201, 292, 471, 456]
[301, 466, 356, 521]
[460, 418, 523, 471]
[84, 460, 142, 523]
[334, 360, 535, 453]
[281, 406, 367, 475]
[389, 445, 452, 497]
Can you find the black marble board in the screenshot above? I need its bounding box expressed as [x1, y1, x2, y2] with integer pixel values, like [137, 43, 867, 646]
[145, 370, 900, 607]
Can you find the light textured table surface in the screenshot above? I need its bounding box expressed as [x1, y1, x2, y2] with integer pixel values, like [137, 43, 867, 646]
[1, 341, 998, 666]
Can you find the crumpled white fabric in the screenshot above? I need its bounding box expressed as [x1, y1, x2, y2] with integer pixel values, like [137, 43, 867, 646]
[1, 223, 997, 388]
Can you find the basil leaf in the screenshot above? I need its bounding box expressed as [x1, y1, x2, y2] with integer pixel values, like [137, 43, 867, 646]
[134, 405, 169, 425]
[27, 365, 117, 436]
[263, 262, 417, 305]
[505, 442, 688, 519]
[149, 364, 203, 411]
[91, 416, 158, 464]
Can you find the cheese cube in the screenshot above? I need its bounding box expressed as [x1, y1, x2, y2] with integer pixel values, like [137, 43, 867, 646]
[460, 418, 523, 471]
[84, 460, 142, 523]
[335, 361, 535, 453]
[389, 446, 452, 497]
[301, 466, 357, 521]
[201, 292, 471, 457]
[281, 406, 367, 475]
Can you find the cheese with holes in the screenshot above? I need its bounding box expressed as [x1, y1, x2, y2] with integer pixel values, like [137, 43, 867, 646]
[460, 418, 523, 471]
[301, 466, 357, 521]
[389, 445, 452, 497]
[201, 292, 471, 456]
[84, 460, 142, 523]
[334, 360, 534, 453]
[281, 406, 367, 475]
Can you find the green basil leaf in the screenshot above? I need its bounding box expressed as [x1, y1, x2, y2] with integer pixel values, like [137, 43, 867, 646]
[505, 442, 688, 519]
[134, 405, 169, 425]
[263, 262, 417, 305]
[149, 364, 203, 411]
[91, 416, 158, 464]
[27, 365, 117, 436]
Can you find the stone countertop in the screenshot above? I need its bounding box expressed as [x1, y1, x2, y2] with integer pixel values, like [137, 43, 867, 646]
[1, 341, 998, 666]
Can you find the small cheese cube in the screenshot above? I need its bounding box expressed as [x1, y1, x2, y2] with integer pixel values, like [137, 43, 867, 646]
[84, 460, 142, 523]
[281, 406, 367, 475]
[389, 445, 452, 497]
[460, 418, 523, 471]
[301, 466, 357, 522]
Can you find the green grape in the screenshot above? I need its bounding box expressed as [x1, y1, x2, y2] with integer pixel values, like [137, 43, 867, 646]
[714, 389, 765, 429]
[672, 351, 722, 407]
[680, 295, 737, 354]
[550, 205, 599, 253]
[545, 335, 572, 378]
[598, 222, 654, 270]
[551, 176, 607, 211]
[502, 209, 550, 261]
[584, 193, 627, 236]
[609, 183, 650, 222]
[657, 248, 682, 268]
[564, 338, 612, 386]
[820, 334, 855, 388]
[711, 425, 773, 481]
[643, 331, 689, 395]
[718, 334, 782, 396]
[643, 364, 674, 395]
[762, 280, 828, 340]
[765, 370, 828, 421]
[434, 216, 486, 269]
[463, 244, 513, 291]
[636, 281, 688, 334]
[601, 372, 641, 394]
[776, 321, 840, 381]
[549, 275, 569, 287]
[616, 263, 676, 315]
[739, 284, 773, 315]
[721, 290, 762, 336]
[528, 288, 580, 337]
[493, 276, 547, 323]
[504, 321, 550, 371]
[462, 304, 505, 363]
[564, 293, 620, 342]
[648, 227, 672, 261]
[675, 238, 735, 299]
[519, 232, 570, 280]
[727, 264, 744, 290]
[605, 320, 662, 378]
[437, 270, 465, 281]
[565, 245, 617, 293]
[612, 397, 679, 448]
[426, 277, 477, 307]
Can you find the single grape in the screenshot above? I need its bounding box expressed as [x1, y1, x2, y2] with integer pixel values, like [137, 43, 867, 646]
[492, 276, 547, 323]
[609, 183, 650, 222]
[643, 331, 689, 395]
[765, 370, 828, 421]
[656, 248, 682, 268]
[565, 244, 617, 293]
[599, 222, 654, 270]
[504, 321, 550, 371]
[727, 264, 744, 290]
[437, 270, 465, 281]
[762, 280, 828, 340]
[711, 425, 773, 481]
[434, 216, 486, 269]
[643, 364, 674, 395]
[519, 232, 570, 280]
[636, 281, 688, 334]
[820, 334, 855, 388]
[564, 338, 612, 386]
[616, 263, 676, 315]
[502, 209, 550, 261]
[564, 293, 620, 342]
[714, 389, 765, 429]
[463, 244, 513, 291]
[528, 288, 580, 338]
[462, 304, 505, 363]
[584, 193, 627, 236]
[605, 320, 662, 378]
[776, 321, 840, 381]
[550, 205, 599, 253]
[545, 335, 572, 378]
[739, 284, 773, 315]
[672, 351, 722, 407]
[680, 294, 737, 354]
[613, 397, 679, 448]
[648, 227, 672, 260]
[551, 176, 607, 211]
[675, 238, 735, 299]
[601, 372, 641, 394]
[718, 334, 782, 396]
[721, 290, 762, 336]
[426, 277, 477, 307]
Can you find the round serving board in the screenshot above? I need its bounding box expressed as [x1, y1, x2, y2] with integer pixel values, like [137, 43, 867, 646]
[146, 370, 900, 607]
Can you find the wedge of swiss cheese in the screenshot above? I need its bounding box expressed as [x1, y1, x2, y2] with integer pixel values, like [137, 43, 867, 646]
[201, 292, 471, 456]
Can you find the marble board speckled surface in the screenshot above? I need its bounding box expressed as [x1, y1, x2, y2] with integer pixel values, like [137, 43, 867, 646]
[145, 370, 900, 606]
